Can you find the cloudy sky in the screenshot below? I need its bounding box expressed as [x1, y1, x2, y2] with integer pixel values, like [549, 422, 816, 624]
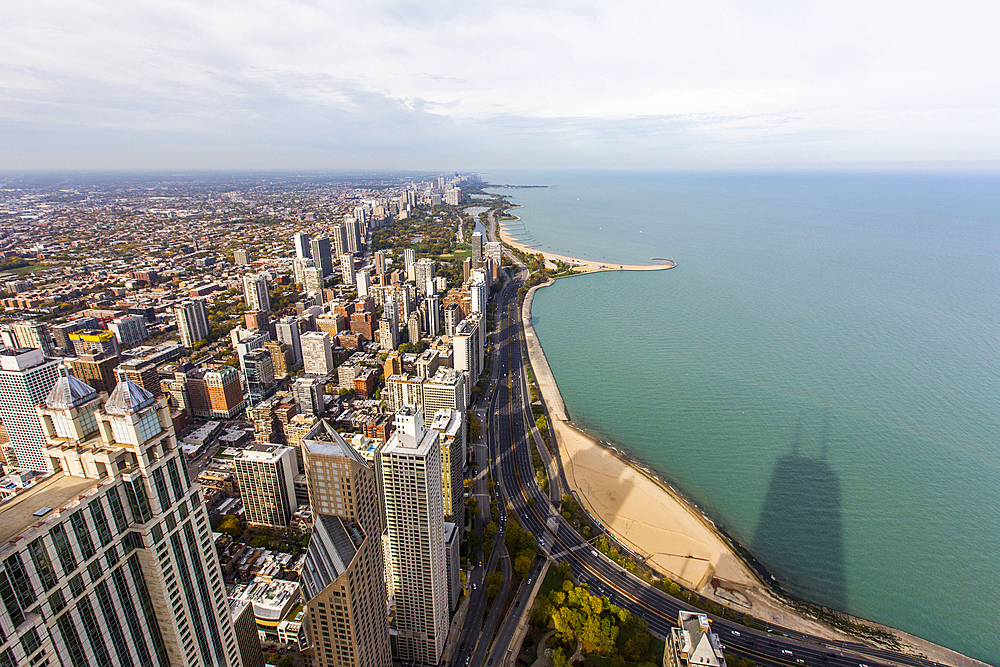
[2, 0, 997, 170]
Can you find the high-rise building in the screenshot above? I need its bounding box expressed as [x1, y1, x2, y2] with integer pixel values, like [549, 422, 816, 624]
[264, 340, 291, 379]
[303, 266, 323, 293]
[430, 409, 466, 525]
[485, 241, 502, 266]
[245, 309, 271, 335]
[330, 224, 348, 258]
[25, 377, 244, 667]
[403, 248, 415, 280]
[0, 348, 61, 471]
[376, 406, 449, 665]
[340, 253, 355, 287]
[175, 299, 210, 348]
[276, 316, 302, 367]
[108, 315, 148, 348]
[665, 611, 728, 667]
[310, 237, 333, 277]
[235, 443, 298, 527]
[234, 248, 251, 265]
[294, 232, 312, 259]
[70, 351, 120, 395]
[453, 316, 482, 382]
[243, 348, 276, 406]
[204, 366, 245, 419]
[373, 249, 388, 276]
[414, 258, 435, 296]
[115, 358, 163, 397]
[70, 330, 121, 358]
[378, 318, 398, 351]
[443, 303, 460, 338]
[293, 256, 315, 286]
[292, 376, 325, 417]
[407, 312, 421, 344]
[426, 295, 441, 338]
[10, 320, 55, 357]
[471, 231, 483, 266]
[243, 274, 271, 312]
[470, 270, 488, 314]
[51, 317, 99, 354]
[300, 331, 334, 376]
[300, 421, 392, 667]
[356, 269, 372, 298]
[424, 367, 468, 426]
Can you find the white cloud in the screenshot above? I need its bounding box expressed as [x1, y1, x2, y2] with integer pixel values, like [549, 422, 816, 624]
[0, 0, 997, 169]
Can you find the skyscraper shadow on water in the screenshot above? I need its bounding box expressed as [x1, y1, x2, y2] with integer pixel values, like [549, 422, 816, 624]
[752, 417, 847, 614]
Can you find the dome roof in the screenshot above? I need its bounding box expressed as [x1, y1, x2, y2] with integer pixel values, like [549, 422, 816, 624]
[105, 379, 155, 415]
[45, 375, 98, 409]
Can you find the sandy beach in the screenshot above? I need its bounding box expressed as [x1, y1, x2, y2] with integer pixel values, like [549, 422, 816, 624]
[499, 219, 675, 272]
[521, 279, 989, 667]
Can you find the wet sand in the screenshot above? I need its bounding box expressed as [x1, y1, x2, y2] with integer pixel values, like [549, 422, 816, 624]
[499, 221, 675, 272]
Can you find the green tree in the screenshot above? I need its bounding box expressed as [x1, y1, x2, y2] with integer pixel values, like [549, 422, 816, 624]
[218, 515, 242, 539]
[514, 554, 533, 580]
[467, 410, 481, 441]
[486, 570, 503, 600]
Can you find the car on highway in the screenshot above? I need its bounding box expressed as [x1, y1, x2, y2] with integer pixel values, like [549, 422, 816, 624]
[731, 630, 740, 636]
[782, 650, 793, 656]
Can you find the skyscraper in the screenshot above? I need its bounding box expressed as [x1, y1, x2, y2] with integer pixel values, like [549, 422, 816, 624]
[242, 348, 276, 406]
[311, 236, 333, 277]
[243, 273, 271, 312]
[345, 216, 361, 254]
[70, 351, 120, 395]
[453, 317, 482, 382]
[0, 348, 61, 471]
[276, 316, 303, 367]
[373, 249, 388, 276]
[356, 269, 372, 298]
[414, 258, 435, 296]
[235, 443, 298, 527]
[340, 253, 355, 288]
[300, 421, 392, 667]
[300, 331, 334, 376]
[25, 377, 245, 667]
[10, 320, 55, 357]
[403, 248, 416, 281]
[430, 409, 466, 524]
[175, 299, 210, 348]
[426, 295, 441, 337]
[330, 224, 348, 258]
[109, 314, 149, 347]
[294, 231, 312, 259]
[376, 406, 449, 665]
[471, 231, 483, 267]
[292, 376, 325, 417]
[234, 248, 251, 265]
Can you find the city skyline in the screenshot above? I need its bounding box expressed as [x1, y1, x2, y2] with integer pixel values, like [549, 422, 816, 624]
[2, 1, 996, 171]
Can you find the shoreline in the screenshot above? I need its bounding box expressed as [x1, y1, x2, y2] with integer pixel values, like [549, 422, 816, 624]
[498, 217, 675, 272]
[520, 277, 988, 667]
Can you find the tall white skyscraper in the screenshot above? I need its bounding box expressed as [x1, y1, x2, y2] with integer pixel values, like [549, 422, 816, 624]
[356, 270, 372, 298]
[294, 231, 312, 259]
[21, 377, 245, 667]
[276, 316, 303, 367]
[453, 317, 482, 383]
[300, 331, 334, 376]
[0, 348, 61, 471]
[414, 258, 435, 296]
[403, 248, 415, 281]
[175, 299, 210, 348]
[425, 295, 440, 337]
[242, 274, 271, 312]
[108, 314, 149, 347]
[376, 406, 449, 665]
[470, 270, 487, 314]
[471, 231, 483, 266]
[340, 253, 355, 288]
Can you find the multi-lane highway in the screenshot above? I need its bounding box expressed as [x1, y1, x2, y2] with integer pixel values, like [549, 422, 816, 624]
[471, 253, 951, 667]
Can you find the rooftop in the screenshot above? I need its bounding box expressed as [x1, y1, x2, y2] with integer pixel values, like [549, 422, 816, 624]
[0, 472, 100, 544]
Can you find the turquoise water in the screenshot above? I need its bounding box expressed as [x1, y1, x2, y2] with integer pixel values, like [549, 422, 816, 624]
[490, 171, 1000, 665]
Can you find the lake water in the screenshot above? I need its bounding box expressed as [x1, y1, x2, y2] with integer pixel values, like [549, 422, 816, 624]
[488, 170, 1000, 665]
